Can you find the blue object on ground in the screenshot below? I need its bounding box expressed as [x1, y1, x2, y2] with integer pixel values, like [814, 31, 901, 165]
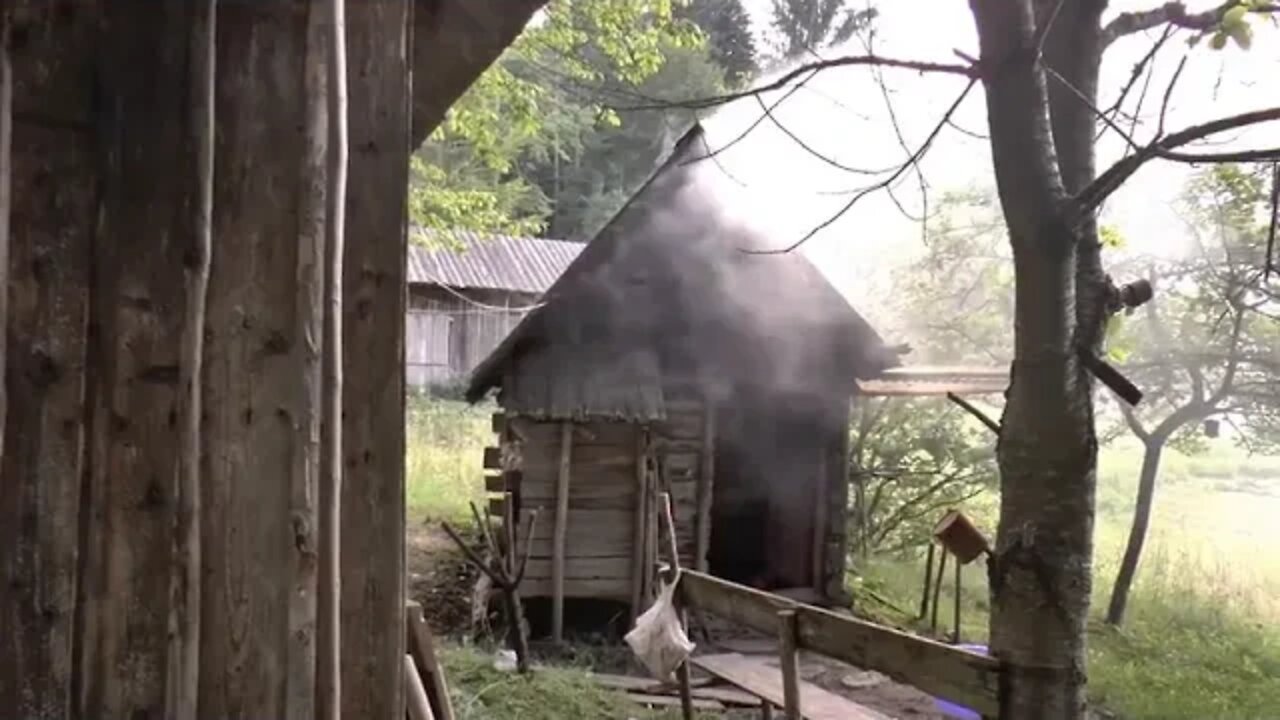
[933, 644, 989, 720]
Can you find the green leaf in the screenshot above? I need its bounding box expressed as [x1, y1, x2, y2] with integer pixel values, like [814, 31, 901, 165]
[1222, 4, 1249, 28]
[1211, 31, 1229, 49]
[1228, 22, 1253, 49]
[1100, 224, 1127, 250]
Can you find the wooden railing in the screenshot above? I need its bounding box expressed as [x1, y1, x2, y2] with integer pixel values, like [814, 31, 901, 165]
[675, 570, 1001, 718]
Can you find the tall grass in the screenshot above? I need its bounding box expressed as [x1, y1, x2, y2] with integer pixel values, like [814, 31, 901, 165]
[405, 393, 493, 523]
[857, 440, 1280, 720]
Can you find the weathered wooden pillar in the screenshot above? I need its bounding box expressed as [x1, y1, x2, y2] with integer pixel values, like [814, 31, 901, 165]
[0, 4, 97, 717]
[199, 2, 327, 716]
[340, 0, 411, 716]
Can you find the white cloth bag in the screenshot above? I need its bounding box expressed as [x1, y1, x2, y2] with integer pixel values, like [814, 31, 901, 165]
[624, 578, 696, 682]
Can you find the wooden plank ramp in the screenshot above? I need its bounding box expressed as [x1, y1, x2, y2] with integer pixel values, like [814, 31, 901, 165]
[692, 653, 891, 720]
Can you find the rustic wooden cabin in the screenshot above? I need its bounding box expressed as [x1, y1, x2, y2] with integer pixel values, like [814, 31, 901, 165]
[406, 230, 581, 386]
[465, 124, 909, 631]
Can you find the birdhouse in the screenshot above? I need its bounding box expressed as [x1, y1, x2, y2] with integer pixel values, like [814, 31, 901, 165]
[932, 509, 990, 565]
[1204, 418, 1220, 438]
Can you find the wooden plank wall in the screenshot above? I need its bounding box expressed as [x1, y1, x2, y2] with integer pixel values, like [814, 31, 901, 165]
[503, 418, 643, 599]
[650, 388, 708, 573]
[406, 286, 535, 386]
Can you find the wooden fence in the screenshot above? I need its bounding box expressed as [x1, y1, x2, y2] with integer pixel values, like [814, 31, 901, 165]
[675, 570, 1001, 717]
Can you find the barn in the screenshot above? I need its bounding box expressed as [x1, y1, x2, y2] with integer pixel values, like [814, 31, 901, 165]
[405, 230, 582, 386]
[464, 123, 912, 633]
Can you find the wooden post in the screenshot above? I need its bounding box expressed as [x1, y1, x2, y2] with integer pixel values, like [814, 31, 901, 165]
[811, 451, 828, 596]
[695, 402, 716, 573]
[931, 550, 947, 634]
[659, 492, 696, 720]
[404, 654, 436, 720]
[760, 699, 775, 720]
[953, 557, 963, 644]
[631, 428, 649, 622]
[406, 601, 455, 720]
[777, 609, 801, 720]
[552, 422, 573, 643]
[919, 543, 935, 620]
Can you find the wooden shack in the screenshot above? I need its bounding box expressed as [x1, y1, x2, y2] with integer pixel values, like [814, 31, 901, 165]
[465, 124, 906, 630]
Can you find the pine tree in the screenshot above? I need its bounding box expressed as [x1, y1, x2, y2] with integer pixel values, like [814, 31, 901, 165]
[678, 0, 758, 87]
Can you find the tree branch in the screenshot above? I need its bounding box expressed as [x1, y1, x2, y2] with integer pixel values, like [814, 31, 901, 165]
[1102, 1, 1280, 48]
[620, 53, 976, 111]
[1076, 107, 1280, 213]
[946, 392, 1002, 435]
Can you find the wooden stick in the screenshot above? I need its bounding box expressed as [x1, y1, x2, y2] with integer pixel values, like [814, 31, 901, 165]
[440, 522, 502, 586]
[760, 698, 775, 720]
[953, 558, 963, 644]
[631, 430, 649, 623]
[777, 609, 801, 720]
[552, 421, 573, 643]
[406, 601, 455, 720]
[513, 509, 539, 585]
[405, 654, 436, 720]
[811, 450, 829, 596]
[318, 0, 350, 712]
[659, 492, 696, 720]
[946, 392, 1001, 435]
[931, 550, 947, 634]
[919, 543, 935, 620]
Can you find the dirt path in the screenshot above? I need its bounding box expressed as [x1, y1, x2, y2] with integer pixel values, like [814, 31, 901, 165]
[406, 519, 479, 637]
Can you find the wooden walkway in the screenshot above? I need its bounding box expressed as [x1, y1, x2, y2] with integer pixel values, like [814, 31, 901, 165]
[692, 653, 891, 720]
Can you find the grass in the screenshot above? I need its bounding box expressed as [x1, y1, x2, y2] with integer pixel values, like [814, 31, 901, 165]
[440, 644, 715, 720]
[407, 395, 1280, 719]
[405, 392, 493, 523]
[856, 439, 1280, 720]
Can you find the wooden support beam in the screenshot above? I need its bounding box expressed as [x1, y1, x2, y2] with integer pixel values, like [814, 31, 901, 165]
[931, 549, 947, 634]
[406, 600, 455, 720]
[777, 610, 801, 720]
[695, 402, 715, 573]
[551, 422, 573, 643]
[491, 412, 505, 434]
[405, 654, 436, 720]
[484, 473, 504, 493]
[659, 492, 696, 720]
[811, 452, 828, 596]
[631, 430, 650, 622]
[676, 570, 1000, 717]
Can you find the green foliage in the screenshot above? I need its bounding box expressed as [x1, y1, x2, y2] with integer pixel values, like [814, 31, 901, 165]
[410, 0, 702, 236]
[441, 645, 701, 719]
[766, 0, 877, 62]
[848, 398, 998, 555]
[1106, 163, 1279, 452]
[676, 0, 758, 86]
[405, 395, 493, 523]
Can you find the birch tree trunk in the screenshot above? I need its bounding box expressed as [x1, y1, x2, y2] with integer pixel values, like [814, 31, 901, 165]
[199, 1, 327, 716]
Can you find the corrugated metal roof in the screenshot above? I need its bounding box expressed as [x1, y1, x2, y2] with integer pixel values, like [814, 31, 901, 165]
[407, 228, 583, 294]
[856, 366, 1009, 397]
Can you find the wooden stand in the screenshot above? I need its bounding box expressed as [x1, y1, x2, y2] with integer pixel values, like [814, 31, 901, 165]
[658, 492, 697, 720]
[777, 610, 801, 720]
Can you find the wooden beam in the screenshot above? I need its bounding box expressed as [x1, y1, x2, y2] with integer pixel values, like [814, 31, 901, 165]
[491, 411, 505, 434]
[484, 473, 505, 493]
[406, 600, 455, 720]
[630, 429, 649, 622]
[811, 450, 828, 596]
[405, 654, 436, 720]
[483, 446, 501, 470]
[552, 422, 573, 643]
[676, 571, 1000, 717]
[695, 401, 715, 573]
[777, 610, 800, 720]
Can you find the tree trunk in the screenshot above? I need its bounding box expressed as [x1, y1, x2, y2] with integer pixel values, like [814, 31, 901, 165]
[970, 2, 1103, 717]
[339, 0, 412, 716]
[1106, 437, 1166, 626]
[0, 10, 11, 467]
[0, 5, 97, 717]
[199, 1, 327, 716]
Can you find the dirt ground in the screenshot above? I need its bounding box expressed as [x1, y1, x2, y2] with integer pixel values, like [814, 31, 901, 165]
[407, 521, 954, 719]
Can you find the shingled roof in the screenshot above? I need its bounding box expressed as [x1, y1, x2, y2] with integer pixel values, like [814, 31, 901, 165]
[464, 123, 903, 419]
[407, 229, 582, 294]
